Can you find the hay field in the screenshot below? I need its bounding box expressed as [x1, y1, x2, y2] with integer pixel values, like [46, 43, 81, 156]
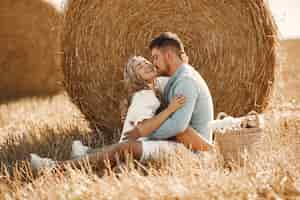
[0, 39, 299, 199]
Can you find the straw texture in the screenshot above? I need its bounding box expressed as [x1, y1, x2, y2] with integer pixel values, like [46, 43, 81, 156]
[63, 0, 278, 142]
[279, 114, 300, 162]
[0, 0, 63, 101]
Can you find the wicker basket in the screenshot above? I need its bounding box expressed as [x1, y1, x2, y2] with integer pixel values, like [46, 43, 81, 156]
[214, 112, 264, 164]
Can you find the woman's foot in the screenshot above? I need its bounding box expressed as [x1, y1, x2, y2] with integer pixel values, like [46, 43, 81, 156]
[30, 153, 55, 170]
[71, 140, 90, 159]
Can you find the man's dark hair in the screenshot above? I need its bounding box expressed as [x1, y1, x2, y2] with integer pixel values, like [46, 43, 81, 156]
[149, 32, 185, 54]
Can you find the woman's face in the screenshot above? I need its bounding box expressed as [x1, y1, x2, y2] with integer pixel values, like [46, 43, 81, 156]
[135, 61, 158, 83]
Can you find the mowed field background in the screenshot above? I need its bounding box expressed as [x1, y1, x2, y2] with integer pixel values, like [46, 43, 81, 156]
[278, 39, 300, 103]
[0, 37, 299, 199]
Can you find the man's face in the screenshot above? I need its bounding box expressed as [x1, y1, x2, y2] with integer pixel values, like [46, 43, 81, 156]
[151, 48, 169, 76]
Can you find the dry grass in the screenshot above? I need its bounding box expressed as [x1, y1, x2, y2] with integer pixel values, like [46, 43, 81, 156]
[2, 141, 300, 200]
[0, 93, 92, 173]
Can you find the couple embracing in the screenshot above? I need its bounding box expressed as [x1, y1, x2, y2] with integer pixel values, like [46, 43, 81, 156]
[31, 32, 214, 170]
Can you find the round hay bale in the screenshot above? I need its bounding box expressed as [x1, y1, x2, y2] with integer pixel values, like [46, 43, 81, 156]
[0, 0, 63, 101]
[63, 0, 278, 143]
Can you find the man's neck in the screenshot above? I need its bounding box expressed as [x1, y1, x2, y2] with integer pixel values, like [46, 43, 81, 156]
[168, 61, 185, 76]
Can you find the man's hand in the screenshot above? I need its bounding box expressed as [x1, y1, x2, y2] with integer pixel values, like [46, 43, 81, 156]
[122, 127, 142, 141]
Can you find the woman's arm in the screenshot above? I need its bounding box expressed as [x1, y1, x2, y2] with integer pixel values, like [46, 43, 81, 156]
[175, 127, 213, 151]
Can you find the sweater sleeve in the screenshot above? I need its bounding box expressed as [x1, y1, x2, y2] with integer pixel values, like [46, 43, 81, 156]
[149, 78, 198, 139]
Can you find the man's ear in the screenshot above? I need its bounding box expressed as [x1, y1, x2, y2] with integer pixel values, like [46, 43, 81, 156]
[164, 49, 172, 61]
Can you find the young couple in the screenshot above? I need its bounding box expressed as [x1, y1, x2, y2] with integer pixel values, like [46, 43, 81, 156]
[31, 32, 214, 170]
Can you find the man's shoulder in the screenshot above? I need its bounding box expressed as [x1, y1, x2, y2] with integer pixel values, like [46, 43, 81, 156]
[176, 75, 196, 85]
[167, 64, 204, 92]
[178, 64, 200, 78]
[173, 65, 206, 91]
[179, 64, 207, 83]
[176, 70, 199, 87]
[172, 77, 199, 95]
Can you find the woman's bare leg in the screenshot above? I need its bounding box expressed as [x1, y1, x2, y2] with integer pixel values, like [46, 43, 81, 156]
[57, 140, 143, 169]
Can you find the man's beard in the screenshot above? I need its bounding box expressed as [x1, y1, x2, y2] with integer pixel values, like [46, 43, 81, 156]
[158, 60, 171, 76]
[165, 63, 171, 76]
[160, 63, 171, 76]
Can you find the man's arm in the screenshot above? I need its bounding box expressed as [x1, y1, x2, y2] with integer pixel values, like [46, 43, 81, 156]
[149, 78, 198, 140]
[135, 95, 185, 137]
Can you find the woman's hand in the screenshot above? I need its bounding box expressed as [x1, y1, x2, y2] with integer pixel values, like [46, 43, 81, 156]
[167, 95, 186, 113]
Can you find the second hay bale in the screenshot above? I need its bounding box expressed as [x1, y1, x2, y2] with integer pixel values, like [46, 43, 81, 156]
[0, 0, 64, 101]
[63, 0, 278, 143]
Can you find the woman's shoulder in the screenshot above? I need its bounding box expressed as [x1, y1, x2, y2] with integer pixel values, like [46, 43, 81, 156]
[132, 89, 157, 101]
[130, 89, 160, 110]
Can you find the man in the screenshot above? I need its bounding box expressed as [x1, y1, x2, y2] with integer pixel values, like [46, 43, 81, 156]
[31, 32, 214, 170]
[145, 32, 214, 143]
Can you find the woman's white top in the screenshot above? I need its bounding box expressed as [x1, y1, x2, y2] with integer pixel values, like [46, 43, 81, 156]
[119, 77, 169, 142]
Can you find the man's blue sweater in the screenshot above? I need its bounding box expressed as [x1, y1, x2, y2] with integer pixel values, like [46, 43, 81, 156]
[149, 63, 214, 144]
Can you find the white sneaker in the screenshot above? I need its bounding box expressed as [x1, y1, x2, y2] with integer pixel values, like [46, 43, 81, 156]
[30, 153, 55, 170]
[71, 140, 90, 159]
